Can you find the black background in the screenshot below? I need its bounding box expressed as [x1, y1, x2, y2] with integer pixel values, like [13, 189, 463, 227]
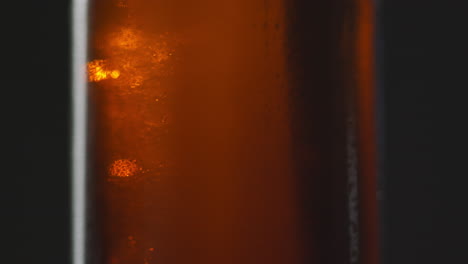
[2, 0, 466, 263]
[3, 0, 70, 263]
[380, 1, 467, 263]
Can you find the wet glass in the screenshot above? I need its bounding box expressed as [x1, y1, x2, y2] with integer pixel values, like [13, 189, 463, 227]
[72, 0, 379, 264]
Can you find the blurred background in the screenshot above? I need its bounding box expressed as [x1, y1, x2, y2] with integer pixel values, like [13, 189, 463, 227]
[2, 0, 466, 263]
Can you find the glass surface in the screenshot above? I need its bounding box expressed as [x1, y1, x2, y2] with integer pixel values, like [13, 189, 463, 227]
[77, 0, 378, 263]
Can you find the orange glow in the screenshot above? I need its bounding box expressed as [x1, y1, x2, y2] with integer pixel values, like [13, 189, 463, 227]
[109, 27, 142, 51]
[89, 0, 377, 263]
[110, 70, 120, 79]
[95, 26, 176, 89]
[116, 0, 128, 8]
[127, 235, 137, 246]
[108, 159, 139, 177]
[87, 59, 120, 82]
[355, 1, 379, 264]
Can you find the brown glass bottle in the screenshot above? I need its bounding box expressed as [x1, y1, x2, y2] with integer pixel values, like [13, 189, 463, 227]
[72, 1, 379, 264]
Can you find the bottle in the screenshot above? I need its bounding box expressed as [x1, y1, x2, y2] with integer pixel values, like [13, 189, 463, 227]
[71, 0, 379, 264]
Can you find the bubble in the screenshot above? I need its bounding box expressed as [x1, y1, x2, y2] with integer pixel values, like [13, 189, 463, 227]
[109, 159, 140, 177]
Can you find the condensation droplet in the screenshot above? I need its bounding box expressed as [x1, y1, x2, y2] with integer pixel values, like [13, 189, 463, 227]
[109, 159, 140, 177]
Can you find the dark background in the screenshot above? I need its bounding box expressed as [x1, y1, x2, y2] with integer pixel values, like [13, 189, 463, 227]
[3, 0, 70, 263]
[2, 0, 466, 263]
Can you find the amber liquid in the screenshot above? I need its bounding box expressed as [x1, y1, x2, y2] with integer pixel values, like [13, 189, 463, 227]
[86, 1, 378, 264]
